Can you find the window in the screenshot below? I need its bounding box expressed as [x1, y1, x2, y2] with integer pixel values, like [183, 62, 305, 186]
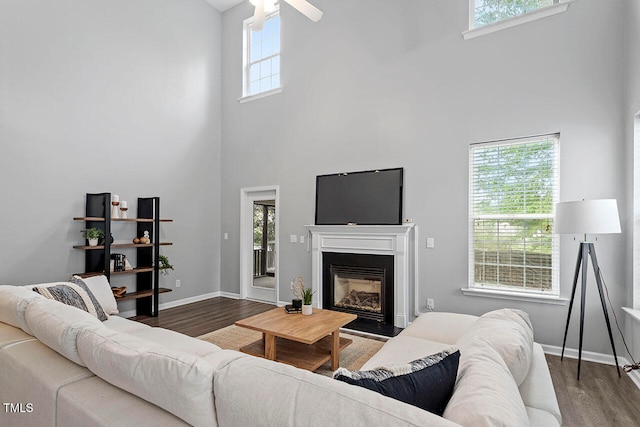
[464, 0, 570, 40]
[242, 10, 281, 99]
[469, 135, 560, 296]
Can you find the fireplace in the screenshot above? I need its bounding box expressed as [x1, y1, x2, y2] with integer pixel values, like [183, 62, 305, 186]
[307, 224, 415, 331]
[322, 252, 394, 327]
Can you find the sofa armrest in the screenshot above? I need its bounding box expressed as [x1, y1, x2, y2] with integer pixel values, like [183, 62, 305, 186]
[519, 343, 562, 426]
[400, 312, 479, 345]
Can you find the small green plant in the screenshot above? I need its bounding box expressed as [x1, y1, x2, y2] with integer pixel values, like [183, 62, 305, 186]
[82, 228, 105, 240]
[302, 286, 315, 305]
[157, 255, 174, 275]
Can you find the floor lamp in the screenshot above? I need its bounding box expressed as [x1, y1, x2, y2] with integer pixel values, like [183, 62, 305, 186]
[556, 199, 622, 380]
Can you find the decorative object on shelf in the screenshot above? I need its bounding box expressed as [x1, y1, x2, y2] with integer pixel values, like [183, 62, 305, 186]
[111, 286, 127, 298]
[291, 276, 304, 310]
[143, 230, 151, 244]
[82, 228, 105, 247]
[111, 194, 120, 219]
[120, 200, 128, 219]
[556, 198, 622, 380]
[301, 284, 315, 315]
[157, 255, 174, 275]
[110, 254, 125, 272]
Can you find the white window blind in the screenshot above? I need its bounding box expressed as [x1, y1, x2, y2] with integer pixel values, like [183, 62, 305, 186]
[243, 11, 281, 98]
[469, 135, 560, 294]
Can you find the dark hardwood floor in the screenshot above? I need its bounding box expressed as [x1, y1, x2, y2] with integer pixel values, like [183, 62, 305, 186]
[131, 297, 640, 426]
[131, 297, 274, 337]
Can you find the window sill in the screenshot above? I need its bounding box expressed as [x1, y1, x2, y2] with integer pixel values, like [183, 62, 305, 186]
[462, 1, 572, 40]
[622, 307, 640, 323]
[461, 287, 568, 305]
[238, 87, 282, 104]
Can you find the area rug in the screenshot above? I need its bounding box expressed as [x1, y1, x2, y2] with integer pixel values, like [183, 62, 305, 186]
[198, 325, 385, 377]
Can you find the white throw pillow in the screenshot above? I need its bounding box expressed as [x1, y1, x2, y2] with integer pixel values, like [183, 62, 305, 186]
[443, 337, 530, 426]
[457, 308, 534, 385]
[24, 298, 105, 366]
[70, 275, 119, 315]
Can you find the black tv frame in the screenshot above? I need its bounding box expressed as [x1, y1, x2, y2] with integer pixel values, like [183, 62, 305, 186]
[314, 167, 403, 226]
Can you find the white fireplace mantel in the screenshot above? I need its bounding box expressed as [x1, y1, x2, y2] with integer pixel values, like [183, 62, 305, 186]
[306, 224, 416, 328]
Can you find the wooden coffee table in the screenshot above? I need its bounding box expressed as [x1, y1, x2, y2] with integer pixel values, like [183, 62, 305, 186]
[235, 307, 357, 371]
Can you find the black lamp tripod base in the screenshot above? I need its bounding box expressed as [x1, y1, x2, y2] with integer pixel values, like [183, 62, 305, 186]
[561, 242, 621, 380]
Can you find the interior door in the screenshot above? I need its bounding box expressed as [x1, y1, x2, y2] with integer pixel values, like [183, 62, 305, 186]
[240, 187, 278, 303]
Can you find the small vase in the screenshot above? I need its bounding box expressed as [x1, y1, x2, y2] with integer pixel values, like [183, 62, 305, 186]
[302, 304, 312, 315]
[88, 238, 99, 247]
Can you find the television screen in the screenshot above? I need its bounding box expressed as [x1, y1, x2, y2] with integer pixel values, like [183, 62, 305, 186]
[315, 168, 403, 225]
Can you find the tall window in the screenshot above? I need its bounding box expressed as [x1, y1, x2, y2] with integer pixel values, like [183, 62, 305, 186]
[469, 135, 560, 295]
[472, 0, 561, 28]
[243, 11, 281, 98]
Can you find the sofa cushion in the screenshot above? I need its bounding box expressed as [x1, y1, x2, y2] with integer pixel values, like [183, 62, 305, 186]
[334, 347, 459, 416]
[443, 338, 530, 427]
[457, 308, 533, 385]
[24, 298, 105, 366]
[128, 327, 222, 358]
[33, 282, 107, 321]
[213, 356, 461, 427]
[0, 285, 44, 335]
[102, 315, 152, 333]
[361, 335, 451, 370]
[70, 275, 119, 315]
[57, 376, 190, 426]
[400, 312, 479, 345]
[77, 327, 217, 427]
[0, 339, 95, 427]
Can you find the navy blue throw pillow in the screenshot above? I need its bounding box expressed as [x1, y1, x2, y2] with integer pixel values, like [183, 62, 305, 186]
[333, 347, 459, 416]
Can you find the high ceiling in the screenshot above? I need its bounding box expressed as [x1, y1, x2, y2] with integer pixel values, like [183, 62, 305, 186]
[204, 0, 244, 12]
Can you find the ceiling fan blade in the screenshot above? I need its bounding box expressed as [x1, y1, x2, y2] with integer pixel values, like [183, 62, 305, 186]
[253, 0, 266, 31]
[284, 0, 323, 22]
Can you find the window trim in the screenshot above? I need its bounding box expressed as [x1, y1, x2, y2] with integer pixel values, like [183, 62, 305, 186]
[463, 1, 573, 40]
[468, 134, 561, 300]
[240, 9, 281, 102]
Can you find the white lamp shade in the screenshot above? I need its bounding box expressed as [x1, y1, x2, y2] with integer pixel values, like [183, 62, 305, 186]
[555, 199, 621, 235]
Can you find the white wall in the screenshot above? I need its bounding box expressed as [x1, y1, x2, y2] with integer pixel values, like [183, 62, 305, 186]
[220, 0, 629, 354]
[0, 0, 223, 308]
[625, 0, 640, 365]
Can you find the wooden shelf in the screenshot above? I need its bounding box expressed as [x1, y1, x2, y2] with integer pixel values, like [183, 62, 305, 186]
[76, 194, 171, 317]
[115, 287, 172, 302]
[73, 242, 173, 250]
[75, 267, 159, 278]
[74, 217, 173, 223]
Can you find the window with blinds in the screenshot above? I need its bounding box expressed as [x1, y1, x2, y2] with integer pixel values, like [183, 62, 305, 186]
[469, 135, 560, 294]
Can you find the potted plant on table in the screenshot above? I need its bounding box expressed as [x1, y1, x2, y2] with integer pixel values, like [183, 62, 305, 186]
[82, 228, 105, 247]
[301, 286, 315, 315]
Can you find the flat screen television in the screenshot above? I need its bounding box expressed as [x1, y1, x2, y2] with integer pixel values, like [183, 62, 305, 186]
[315, 168, 403, 225]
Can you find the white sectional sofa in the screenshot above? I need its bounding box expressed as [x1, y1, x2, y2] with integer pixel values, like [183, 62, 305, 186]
[0, 281, 561, 426]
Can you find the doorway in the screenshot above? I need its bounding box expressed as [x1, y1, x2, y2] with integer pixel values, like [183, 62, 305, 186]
[240, 186, 279, 303]
[253, 201, 276, 289]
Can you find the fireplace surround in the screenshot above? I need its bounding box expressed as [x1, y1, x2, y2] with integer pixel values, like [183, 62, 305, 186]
[307, 224, 416, 329]
[323, 252, 394, 325]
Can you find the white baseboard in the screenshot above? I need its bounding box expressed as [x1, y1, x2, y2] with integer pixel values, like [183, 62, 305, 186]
[542, 344, 640, 390]
[119, 291, 240, 318]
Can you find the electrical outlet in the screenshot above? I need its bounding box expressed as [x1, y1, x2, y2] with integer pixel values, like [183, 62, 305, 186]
[427, 298, 434, 310]
[290, 281, 294, 289]
[176, 280, 181, 288]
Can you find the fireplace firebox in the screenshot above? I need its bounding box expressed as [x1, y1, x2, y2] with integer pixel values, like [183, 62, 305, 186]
[322, 252, 394, 327]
